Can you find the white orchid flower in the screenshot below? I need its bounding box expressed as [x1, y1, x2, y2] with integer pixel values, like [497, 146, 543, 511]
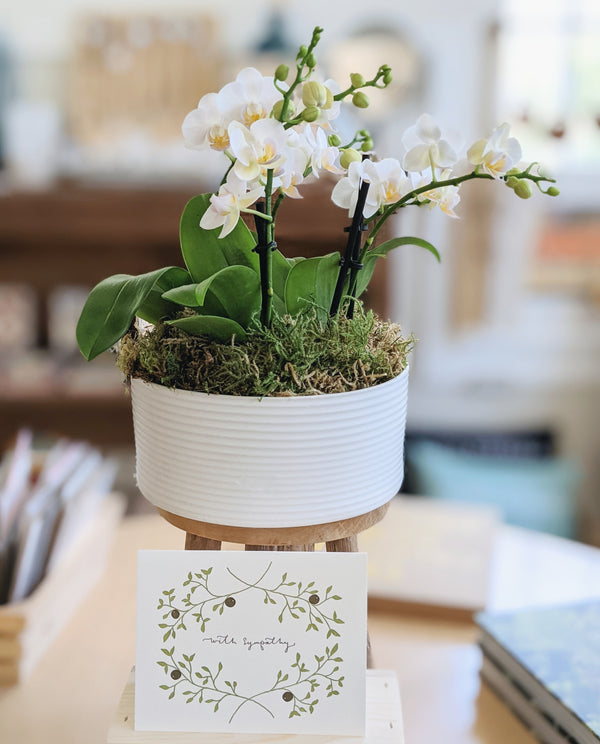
[331, 160, 384, 219]
[416, 170, 461, 218]
[182, 92, 231, 152]
[273, 144, 309, 199]
[229, 118, 288, 182]
[467, 123, 522, 178]
[200, 172, 264, 238]
[300, 125, 343, 178]
[218, 67, 284, 128]
[363, 158, 413, 208]
[401, 113, 458, 173]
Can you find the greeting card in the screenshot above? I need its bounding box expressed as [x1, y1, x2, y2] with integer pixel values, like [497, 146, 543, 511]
[135, 550, 367, 735]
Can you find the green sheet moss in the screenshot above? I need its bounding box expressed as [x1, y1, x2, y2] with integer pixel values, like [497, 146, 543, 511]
[118, 310, 414, 397]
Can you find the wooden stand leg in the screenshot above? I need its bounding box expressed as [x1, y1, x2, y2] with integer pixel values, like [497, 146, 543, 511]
[326, 535, 358, 552]
[185, 533, 221, 551]
[245, 545, 277, 551]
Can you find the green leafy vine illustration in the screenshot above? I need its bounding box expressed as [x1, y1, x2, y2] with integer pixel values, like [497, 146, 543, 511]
[157, 643, 344, 722]
[156, 562, 344, 642]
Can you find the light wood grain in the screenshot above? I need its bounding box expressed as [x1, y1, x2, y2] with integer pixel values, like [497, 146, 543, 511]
[107, 669, 404, 743]
[158, 503, 389, 546]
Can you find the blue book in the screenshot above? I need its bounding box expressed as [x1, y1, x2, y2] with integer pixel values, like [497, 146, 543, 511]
[477, 601, 600, 744]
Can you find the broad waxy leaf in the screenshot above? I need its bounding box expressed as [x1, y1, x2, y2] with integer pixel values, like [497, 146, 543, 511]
[284, 252, 340, 320]
[180, 194, 259, 282]
[167, 315, 247, 342]
[76, 267, 190, 361]
[137, 267, 191, 324]
[355, 236, 441, 298]
[162, 265, 261, 328]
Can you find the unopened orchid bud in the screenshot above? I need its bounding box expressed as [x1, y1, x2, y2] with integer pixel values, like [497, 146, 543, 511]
[383, 70, 393, 85]
[275, 64, 289, 82]
[505, 167, 520, 176]
[272, 99, 294, 120]
[340, 148, 362, 169]
[352, 91, 369, 109]
[306, 52, 316, 69]
[322, 86, 334, 110]
[350, 73, 365, 88]
[547, 186, 560, 196]
[514, 180, 532, 199]
[302, 81, 328, 108]
[361, 138, 374, 152]
[506, 176, 519, 190]
[302, 105, 320, 122]
[328, 133, 341, 146]
[297, 45, 308, 60]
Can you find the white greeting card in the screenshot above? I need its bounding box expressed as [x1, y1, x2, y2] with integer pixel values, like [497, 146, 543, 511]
[135, 550, 367, 735]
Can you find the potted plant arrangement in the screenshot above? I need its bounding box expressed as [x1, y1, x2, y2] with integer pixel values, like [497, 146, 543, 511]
[76, 26, 557, 531]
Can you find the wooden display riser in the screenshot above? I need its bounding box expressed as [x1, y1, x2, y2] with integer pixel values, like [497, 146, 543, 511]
[107, 669, 404, 743]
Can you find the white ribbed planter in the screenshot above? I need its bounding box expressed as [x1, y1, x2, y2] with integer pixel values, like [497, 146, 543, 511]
[131, 367, 409, 528]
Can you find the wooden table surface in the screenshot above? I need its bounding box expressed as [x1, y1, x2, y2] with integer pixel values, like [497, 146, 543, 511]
[1, 512, 599, 744]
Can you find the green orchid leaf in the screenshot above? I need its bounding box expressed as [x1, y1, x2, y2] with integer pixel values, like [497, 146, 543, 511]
[137, 267, 191, 324]
[272, 249, 293, 302]
[180, 194, 259, 282]
[284, 252, 340, 320]
[167, 315, 247, 342]
[355, 236, 440, 297]
[163, 265, 260, 328]
[76, 267, 189, 361]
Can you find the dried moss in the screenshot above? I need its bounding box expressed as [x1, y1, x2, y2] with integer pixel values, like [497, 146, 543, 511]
[117, 310, 414, 397]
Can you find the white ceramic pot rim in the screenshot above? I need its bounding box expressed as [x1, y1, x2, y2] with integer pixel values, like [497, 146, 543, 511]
[131, 364, 409, 404]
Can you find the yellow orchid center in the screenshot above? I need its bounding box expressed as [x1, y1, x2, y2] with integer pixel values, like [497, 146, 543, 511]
[208, 125, 230, 151]
[258, 143, 276, 164]
[384, 183, 403, 203]
[243, 103, 266, 126]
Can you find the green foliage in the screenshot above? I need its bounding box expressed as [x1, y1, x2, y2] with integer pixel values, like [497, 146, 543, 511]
[76, 267, 190, 361]
[355, 236, 440, 297]
[179, 194, 258, 280]
[284, 252, 340, 320]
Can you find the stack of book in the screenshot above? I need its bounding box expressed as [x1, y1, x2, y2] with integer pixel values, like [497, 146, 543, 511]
[477, 601, 600, 744]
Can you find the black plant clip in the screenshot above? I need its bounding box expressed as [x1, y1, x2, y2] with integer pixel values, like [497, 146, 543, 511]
[330, 157, 370, 317]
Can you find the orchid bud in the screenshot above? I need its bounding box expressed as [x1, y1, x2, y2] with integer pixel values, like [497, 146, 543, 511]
[340, 148, 362, 169]
[306, 52, 316, 69]
[350, 73, 365, 88]
[302, 106, 320, 122]
[297, 45, 308, 60]
[352, 91, 369, 109]
[361, 138, 374, 152]
[272, 99, 294, 120]
[328, 133, 341, 146]
[322, 86, 334, 110]
[383, 70, 393, 86]
[514, 180, 532, 199]
[506, 167, 520, 176]
[275, 64, 289, 82]
[506, 176, 519, 190]
[302, 81, 328, 108]
[547, 186, 560, 196]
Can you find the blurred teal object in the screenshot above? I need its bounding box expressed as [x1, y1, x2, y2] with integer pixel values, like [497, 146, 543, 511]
[407, 441, 579, 537]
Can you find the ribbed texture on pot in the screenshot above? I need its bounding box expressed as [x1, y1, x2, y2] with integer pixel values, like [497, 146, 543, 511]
[131, 368, 409, 527]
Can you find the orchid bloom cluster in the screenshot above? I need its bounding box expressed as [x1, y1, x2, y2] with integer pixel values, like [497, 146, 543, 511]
[183, 35, 556, 246]
[75, 26, 560, 362]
